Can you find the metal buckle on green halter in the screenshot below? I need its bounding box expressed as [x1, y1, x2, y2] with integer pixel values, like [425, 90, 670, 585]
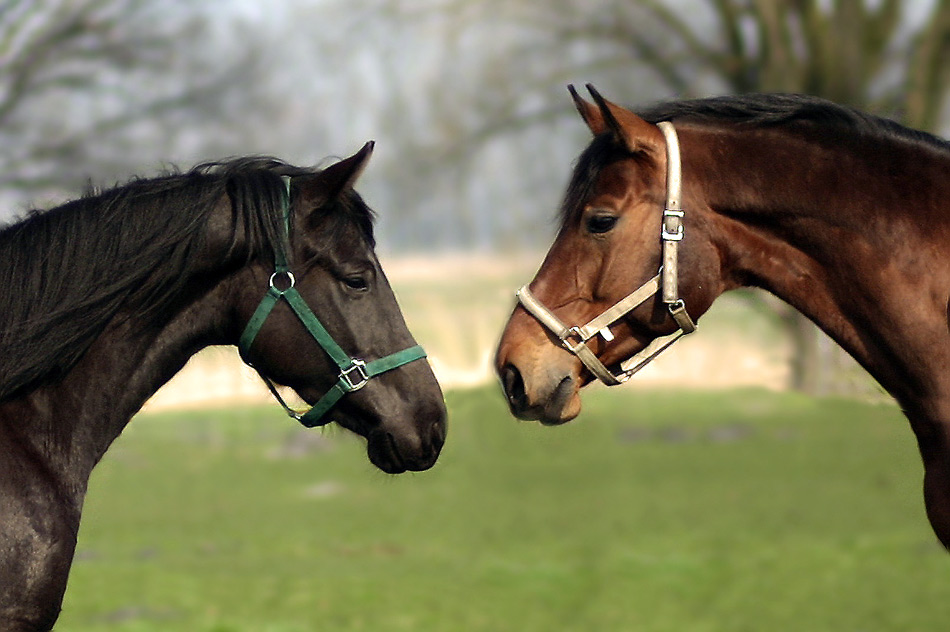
[238, 175, 427, 427]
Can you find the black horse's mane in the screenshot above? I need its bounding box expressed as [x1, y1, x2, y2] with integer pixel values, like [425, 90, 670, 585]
[560, 93, 950, 227]
[0, 157, 374, 402]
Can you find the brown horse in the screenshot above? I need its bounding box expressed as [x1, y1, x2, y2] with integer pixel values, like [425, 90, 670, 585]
[496, 85, 950, 549]
[0, 144, 446, 631]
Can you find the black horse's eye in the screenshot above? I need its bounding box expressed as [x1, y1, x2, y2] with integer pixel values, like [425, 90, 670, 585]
[586, 214, 618, 234]
[343, 276, 369, 291]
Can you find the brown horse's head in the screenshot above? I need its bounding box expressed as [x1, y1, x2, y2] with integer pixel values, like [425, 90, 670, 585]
[495, 86, 725, 425]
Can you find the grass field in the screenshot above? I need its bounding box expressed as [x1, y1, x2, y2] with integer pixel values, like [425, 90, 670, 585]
[60, 386, 950, 631]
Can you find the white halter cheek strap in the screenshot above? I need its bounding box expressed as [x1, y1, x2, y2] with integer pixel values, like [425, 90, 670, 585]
[516, 121, 696, 386]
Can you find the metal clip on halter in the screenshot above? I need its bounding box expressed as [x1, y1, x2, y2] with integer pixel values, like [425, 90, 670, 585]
[339, 359, 369, 392]
[662, 208, 684, 241]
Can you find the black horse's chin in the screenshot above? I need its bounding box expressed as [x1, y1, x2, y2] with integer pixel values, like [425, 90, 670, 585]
[365, 423, 445, 474]
[330, 405, 446, 475]
[366, 430, 408, 474]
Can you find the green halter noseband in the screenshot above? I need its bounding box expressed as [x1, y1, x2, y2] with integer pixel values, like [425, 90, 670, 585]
[238, 176, 427, 428]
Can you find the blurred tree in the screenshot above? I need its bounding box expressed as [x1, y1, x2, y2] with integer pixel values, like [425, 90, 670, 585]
[387, 0, 950, 133]
[0, 0, 269, 211]
[626, 0, 950, 129]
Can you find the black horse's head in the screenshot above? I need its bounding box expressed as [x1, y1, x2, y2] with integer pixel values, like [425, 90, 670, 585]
[234, 144, 446, 473]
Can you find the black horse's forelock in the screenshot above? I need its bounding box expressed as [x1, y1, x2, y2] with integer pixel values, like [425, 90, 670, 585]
[0, 157, 375, 402]
[559, 93, 950, 230]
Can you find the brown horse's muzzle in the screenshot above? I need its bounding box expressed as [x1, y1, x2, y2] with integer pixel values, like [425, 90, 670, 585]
[495, 311, 584, 425]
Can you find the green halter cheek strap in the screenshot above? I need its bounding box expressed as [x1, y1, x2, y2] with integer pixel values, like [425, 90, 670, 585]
[237, 176, 427, 428]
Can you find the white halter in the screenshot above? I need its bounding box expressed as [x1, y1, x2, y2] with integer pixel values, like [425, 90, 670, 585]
[515, 121, 696, 386]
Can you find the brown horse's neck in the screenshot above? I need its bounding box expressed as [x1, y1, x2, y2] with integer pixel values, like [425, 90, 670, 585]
[685, 124, 950, 408]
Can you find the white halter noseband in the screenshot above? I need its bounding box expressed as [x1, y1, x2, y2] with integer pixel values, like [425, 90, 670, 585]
[516, 121, 696, 386]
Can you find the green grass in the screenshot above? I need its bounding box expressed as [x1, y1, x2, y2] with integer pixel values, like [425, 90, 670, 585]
[59, 387, 949, 631]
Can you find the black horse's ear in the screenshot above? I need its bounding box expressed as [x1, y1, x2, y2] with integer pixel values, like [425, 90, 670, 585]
[585, 84, 663, 155]
[303, 141, 375, 205]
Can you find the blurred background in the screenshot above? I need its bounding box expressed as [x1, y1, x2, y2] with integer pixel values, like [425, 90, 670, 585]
[6, 0, 950, 404]
[6, 1, 950, 630]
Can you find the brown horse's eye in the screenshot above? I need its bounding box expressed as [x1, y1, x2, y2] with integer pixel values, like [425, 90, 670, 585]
[586, 214, 618, 234]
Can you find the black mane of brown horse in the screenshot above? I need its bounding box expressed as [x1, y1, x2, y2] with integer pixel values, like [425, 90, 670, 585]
[637, 92, 939, 142]
[497, 89, 950, 550]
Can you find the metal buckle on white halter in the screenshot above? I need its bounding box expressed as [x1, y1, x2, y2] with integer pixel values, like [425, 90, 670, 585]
[516, 121, 696, 386]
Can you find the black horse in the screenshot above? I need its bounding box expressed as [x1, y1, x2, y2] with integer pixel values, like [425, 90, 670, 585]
[0, 142, 446, 631]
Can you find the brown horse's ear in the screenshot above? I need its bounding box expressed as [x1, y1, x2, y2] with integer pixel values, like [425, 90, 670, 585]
[568, 84, 607, 136]
[585, 84, 663, 155]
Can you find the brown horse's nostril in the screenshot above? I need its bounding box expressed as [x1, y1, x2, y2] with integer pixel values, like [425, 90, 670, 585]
[502, 364, 527, 411]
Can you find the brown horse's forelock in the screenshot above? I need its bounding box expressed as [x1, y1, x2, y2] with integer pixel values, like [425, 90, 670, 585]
[558, 133, 632, 230]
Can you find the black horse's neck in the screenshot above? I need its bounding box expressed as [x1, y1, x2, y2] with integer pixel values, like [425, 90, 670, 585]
[0, 161, 294, 404]
[0, 160, 292, 500]
[0, 205, 256, 632]
[3, 210, 251, 499]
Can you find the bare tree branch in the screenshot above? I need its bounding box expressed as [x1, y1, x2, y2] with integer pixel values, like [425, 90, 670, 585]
[0, 0, 270, 199]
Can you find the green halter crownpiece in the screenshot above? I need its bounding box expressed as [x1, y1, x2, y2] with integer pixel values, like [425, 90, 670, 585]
[238, 175, 427, 427]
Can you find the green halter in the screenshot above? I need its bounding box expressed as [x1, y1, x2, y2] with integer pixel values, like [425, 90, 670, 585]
[238, 176, 427, 427]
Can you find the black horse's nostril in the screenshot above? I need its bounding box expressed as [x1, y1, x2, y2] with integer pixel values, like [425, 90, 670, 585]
[429, 416, 446, 453]
[502, 364, 527, 410]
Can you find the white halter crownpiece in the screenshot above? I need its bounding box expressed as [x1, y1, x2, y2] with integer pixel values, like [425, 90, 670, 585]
[516, 121, 696, 386]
